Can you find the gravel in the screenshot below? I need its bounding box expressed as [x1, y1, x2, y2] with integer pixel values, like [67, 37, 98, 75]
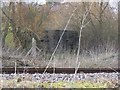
[1, 72, 119, 83]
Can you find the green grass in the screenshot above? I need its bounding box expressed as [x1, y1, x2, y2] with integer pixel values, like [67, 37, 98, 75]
[2, 79, 115, 88]
[41, 81, 108, 88]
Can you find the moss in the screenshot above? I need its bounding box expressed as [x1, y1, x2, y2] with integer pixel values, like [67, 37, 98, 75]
[5, 32, 15, 48]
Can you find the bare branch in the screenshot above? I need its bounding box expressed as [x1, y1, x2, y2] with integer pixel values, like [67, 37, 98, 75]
[1, 8, 12, 23]
[101, 2, 109, 14]
[83, 19, 91, 28]
[42, 6, 78, 74]
[90, 12, 100, 22]
[74, 3, 93, 79]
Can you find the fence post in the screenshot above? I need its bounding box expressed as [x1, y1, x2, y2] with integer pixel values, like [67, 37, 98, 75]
[32, 38, 37, 59]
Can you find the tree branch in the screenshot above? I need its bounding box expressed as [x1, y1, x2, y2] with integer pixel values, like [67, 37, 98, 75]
[1, 8, 12, 23]
[101, 2, 109, 14]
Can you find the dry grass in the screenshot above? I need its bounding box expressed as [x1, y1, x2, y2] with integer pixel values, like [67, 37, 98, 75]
[19, 49, 118, 68]
[2, 44, 118, 68]
[2, 51, 118, 68]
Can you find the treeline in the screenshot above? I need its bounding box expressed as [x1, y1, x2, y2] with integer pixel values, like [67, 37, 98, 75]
[1, 1, 118, 53]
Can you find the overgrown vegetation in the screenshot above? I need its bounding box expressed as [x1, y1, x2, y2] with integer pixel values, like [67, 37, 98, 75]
[1, 1, 118, 52]
[0, 1, 118, 89]
[0, 1, 118, 72]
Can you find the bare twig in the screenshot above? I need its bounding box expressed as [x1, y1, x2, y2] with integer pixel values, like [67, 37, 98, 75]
[101, 2, 109, 14]
[1, 8, 12, 23]
[42, 6, 78, 74]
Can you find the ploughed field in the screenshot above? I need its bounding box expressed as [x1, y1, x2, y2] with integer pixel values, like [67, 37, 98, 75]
[0, 72, 119, 88]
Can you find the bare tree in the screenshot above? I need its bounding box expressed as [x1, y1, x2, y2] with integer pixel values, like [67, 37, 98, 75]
[73, 2, 93, 79]
[1, 2, 53, 50]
